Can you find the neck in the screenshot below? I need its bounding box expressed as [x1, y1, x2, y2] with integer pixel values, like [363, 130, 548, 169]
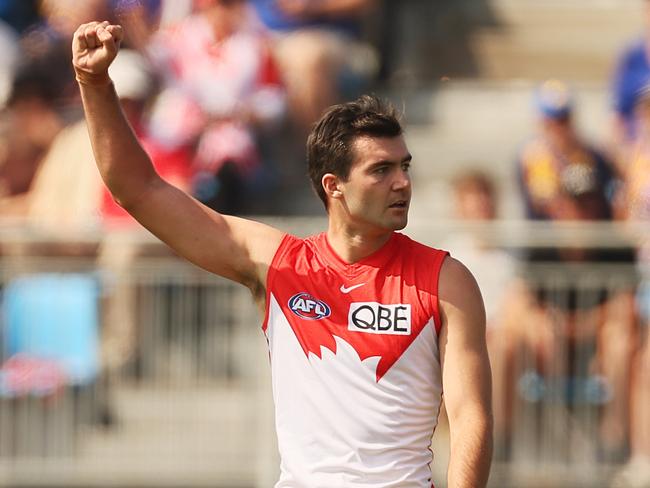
[326, 221, 393, 264]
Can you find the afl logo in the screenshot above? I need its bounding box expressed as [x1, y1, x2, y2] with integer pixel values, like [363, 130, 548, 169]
[289, 293, 331, 320]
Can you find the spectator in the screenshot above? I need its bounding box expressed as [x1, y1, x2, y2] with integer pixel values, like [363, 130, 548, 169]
[446, 169, 518, 326]
[443, 169, 520, 460]
[518, 79, 621, 222]
[0, 63, 63, 202]
[611, 0, 650, 153]
[622, 84, 650, 221]
[0, 0, 106, 189]
[19, 0, 109, 105]
[514, 79, 637, 463]
[0, 49, 176, 231]
[611, 84, 650, 487]
[251, 0, 379, 130]
[145, 0, 286, 214]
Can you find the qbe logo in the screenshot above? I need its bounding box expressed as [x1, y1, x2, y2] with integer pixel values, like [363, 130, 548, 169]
[289, 292, 331, 320]
[348, 302, 411, 335]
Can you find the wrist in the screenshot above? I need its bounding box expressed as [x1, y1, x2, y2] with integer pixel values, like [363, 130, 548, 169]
[75, 69, 112, 87]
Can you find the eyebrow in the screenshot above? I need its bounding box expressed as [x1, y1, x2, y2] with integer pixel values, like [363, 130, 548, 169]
[369, 153, 413, 168]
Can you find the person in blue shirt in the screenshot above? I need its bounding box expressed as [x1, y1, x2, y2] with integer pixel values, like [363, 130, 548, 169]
[611, 0, 650, 148]
[515, 80, 637, 464]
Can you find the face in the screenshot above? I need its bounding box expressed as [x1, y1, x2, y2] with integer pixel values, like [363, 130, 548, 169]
[454, 184, 495, 221]
[541, 115, 574, 150]
[335, 135, 412, 232]
[195, 0, 247, 37]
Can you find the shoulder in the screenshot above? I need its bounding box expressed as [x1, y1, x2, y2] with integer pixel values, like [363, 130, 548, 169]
[439, 257, 484, 314]
[270, 232, 322, 268]
[440, 256, 477, 288]
[621, 38, 646, 61]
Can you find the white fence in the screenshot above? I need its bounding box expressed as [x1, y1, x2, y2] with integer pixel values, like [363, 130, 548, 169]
[0, 219, 646, 487]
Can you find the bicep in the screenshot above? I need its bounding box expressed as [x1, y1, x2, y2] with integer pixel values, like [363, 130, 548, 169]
[438, 258, 492, 423]
[125, 177, 285, 289]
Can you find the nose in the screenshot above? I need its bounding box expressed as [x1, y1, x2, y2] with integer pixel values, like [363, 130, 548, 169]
[392, 168, 411, 191]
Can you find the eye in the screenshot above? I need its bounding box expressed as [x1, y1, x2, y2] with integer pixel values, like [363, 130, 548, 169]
[401, 161, 411, 172]
[373, 166, 389, 175]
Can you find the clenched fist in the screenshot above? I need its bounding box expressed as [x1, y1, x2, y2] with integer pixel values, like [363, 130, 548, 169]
[72, 21, 123, 86]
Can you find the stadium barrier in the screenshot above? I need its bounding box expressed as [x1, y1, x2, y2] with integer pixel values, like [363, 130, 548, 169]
[0, 219, 646, 487]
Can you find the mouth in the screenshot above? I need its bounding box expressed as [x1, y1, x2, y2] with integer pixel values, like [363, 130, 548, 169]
[388, 200, 408, 209]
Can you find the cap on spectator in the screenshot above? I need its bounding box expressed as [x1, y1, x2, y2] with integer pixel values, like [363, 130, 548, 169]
[535, 79, 573, 119]
[108, 49, 153, 101]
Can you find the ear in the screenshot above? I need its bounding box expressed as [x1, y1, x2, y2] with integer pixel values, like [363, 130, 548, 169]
[322, 173, 343, 201]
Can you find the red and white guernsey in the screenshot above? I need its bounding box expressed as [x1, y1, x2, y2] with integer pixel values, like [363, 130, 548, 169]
[263, 231, 449, 488]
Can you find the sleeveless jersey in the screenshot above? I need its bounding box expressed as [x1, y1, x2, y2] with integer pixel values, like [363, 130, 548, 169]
[263, 231, 449, 487]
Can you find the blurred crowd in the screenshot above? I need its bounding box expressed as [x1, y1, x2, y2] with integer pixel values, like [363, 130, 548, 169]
[0, 0, 650, 485]
[0, 0, 380, 224]
[442, 23, 650, 480]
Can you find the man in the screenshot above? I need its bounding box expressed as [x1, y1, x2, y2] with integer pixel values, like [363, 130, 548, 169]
[72, 21, 492, 487]
[516, 79, 637, 463]
[518, 79, 620, 222]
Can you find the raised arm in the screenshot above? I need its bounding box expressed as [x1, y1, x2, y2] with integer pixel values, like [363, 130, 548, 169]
[72, 22, 284, 296]
[438, 257, 493, 488]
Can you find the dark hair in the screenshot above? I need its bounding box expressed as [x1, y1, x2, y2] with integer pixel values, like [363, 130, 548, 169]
[307, 94, 403, 208]
[8, 61, 62, 107]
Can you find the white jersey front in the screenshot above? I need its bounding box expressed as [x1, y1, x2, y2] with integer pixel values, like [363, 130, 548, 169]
[263, 232, 448, 487]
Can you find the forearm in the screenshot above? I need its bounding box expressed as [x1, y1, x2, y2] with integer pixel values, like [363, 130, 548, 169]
[78, 80, 158, 208]
[447, 411, 493, 488]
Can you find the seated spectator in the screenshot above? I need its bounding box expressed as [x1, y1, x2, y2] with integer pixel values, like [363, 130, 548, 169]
[611, 0, 650, 156]
[0, 62, 63, 203]
[518, 79, 622, 222]
[145, 0, 286, 214]
[445, 169, 518, 327]
[251, 0, 378, 130]
[20, 0, 109, 104]
[611, 83, 650, 486]
[1, 49, 184, 232]
[443, 169, 520, 460]
[513, 79, 637, 463]
[622, 84, 650, 221]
